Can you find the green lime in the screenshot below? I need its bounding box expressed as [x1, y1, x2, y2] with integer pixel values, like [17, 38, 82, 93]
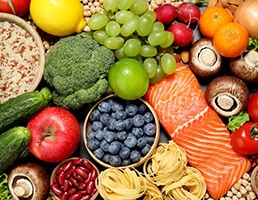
[108, 58, 149, 100]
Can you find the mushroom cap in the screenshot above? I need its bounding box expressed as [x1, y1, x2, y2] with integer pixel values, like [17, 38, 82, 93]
[8, 163, 50, 200]
[229, 54, 258, 83]
[189, 38, 222, 78]
[205, 76, 249, 117]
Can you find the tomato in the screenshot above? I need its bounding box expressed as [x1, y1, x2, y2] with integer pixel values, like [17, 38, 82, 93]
[0, 0, 31, 16]
[248, 92, 258, 122]
[231, 121, 258, 155]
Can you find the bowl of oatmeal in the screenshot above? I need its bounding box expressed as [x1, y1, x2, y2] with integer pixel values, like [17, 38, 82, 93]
[0, 13, 45, 103]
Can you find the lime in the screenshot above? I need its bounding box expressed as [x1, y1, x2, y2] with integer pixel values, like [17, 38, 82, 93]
[108, 58, 149, 100]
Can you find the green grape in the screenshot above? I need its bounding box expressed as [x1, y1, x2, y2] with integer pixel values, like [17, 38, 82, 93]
[148, 30, 167, 46]
[117, 0, 134, 10]
[136, 15, 153, 37]
[140, 45, 157, 58]
[103, 0, 118, 12]
[93, 30, 109, 45]
[88, 13, 109, 30]
[115, 46, 127, 60]
[152, 21, 165, 32]
[123, 38, 141, 57]
[159, 31, 175, 48]
[142, 10, 156, 24]
[149, 66, 166, 85]
[143, 58, 158, 78]
[121, 19, 137, 37]
[105, 21, 121, 36]
[130, 0, 149, 16]
[104, 36, 124, 50]
[115, 11, 135, 24]
[133, 54, 144, 63]
[161, 53, 176, 75]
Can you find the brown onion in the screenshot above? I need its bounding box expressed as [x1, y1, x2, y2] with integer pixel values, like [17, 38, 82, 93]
[234, 0, 258, 38]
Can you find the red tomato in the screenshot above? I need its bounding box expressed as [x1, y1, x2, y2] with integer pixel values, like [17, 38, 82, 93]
[0, 0, 31, 16]
[231, 121, 258, 155]
[248, 92, 258, 122]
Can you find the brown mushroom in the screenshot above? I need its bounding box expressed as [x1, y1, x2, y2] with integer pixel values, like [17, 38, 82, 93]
[205, 76, 249, 117]
[229, 49, 258, 82]
[8, 163, 50, 200]
[189, 38, 222, 78]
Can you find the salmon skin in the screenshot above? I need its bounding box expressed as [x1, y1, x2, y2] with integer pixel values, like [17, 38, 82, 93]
[145, 64, 251, 200]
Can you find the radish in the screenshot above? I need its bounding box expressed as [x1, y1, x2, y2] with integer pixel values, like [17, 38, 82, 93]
[168, 22, 194, 47]
[155, 4, 177, 24]
[177, 2, 201, 24]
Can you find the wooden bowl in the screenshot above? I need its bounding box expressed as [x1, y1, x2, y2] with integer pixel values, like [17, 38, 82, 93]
[83, 94, 160, 168]
[50, 157, 99, 200]
[0, 13, 45, 103]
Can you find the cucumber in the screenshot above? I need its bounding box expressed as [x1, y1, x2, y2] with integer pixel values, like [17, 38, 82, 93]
[0, 87, 52, 132]
[0, 126, 31, 174]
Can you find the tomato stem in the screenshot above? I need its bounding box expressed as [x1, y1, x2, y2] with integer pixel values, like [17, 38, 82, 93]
[251, 123, 258, 139]
[7, 0, 16, 15]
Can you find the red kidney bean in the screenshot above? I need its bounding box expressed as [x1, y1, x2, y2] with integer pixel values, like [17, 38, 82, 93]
[82, 160, 93, 170]
[79, 189, 89, 195]
[68, 192, 82, 200]
[73, 158, 83, 166]
[90, 168, 98, 181]
[51, 184, 63, 197]
[61, 160, 73, 172]
[63, 179, 70, 192]
[72, 171, 85, 182]
[81, 195, 92, 200]
[75, 168, 88, 179]
[86, 180, 95, 194]
[78, 165, 90, 173]
[85, 171, 92, 184]
[61, 191, 70, 200]
[58, 171, 66, 185]
[68, 187, 77, 195]
[65, 165, 76, 179]
[69, 176, 79, 187]
[77, 182, 86, 190]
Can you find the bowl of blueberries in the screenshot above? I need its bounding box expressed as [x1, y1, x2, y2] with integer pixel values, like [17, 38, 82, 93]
[83, 94, 160, 168]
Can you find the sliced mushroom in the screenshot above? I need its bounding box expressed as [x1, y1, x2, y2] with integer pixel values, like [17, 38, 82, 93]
[8, 163, 50, 200]
[189, 38, 222, 78]
[205, 76, 249, 117]
[229, 49, 258, 82]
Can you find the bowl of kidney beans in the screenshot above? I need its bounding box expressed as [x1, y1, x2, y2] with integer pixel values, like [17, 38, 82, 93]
[50, 157, 99, 200]
[83, 94, 160, 168]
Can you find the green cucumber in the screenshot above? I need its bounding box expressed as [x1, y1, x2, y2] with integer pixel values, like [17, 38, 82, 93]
[0, 126, 31, 174]
[0, 87, 52, 132]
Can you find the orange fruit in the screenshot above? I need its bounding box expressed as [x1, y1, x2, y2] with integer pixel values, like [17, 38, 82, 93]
[213, 22, 249, 58]
[199, 6, 232, 38]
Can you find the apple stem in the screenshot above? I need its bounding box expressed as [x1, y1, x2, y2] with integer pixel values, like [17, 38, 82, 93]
[36, 132, 52, 147]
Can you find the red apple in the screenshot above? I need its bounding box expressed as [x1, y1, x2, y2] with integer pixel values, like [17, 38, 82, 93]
[27, 106, 81, 163]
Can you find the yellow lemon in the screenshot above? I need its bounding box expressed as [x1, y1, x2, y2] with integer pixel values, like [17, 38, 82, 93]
[30, 0, 86, 37]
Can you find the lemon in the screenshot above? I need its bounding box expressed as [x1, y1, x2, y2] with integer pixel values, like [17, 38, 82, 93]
[108, 58, 149, 100]
[30, 0, 86, 37]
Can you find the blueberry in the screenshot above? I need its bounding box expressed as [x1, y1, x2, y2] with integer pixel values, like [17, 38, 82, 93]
[137, 137, 147, 148]
[122, 159, 131, 166]
[143, 112, 154, 123]
[89, 109, 101, 122]
[111, 101, 124, 112]
[124, 118, 133, 131]
[132, 127, 144, 138]
[125, 104, 138, 116]
[102, 154, 110, 163]
[109, 155, 122, 167]
[114, 110, 127, 120]
[95, 129, 105, 140]
[132, 114, 145, 127]
[108, 141, 122, 154]
[115, 120, 126, 131]
[130, 150, 141, 163]
[87, 138, 100, 151]
[107, 118, 117, 131]
[93, 148, 104, 159]
[119, 146, 131, 159]
[138, 103, 147, 114]
[91, 121, 104, 131]
[117, 131, 127, 141]
[141, 144, 151, 155]
[100, 140, 109, 152]
[144, 123, 156, 136]
[124, 135, 137, 149]
[145, 136, 155, 144]
[104, 130, 116, 143]
[100, 113, 111, 126]
[86, 130, 95, 140]
[98, 101, 111, 113]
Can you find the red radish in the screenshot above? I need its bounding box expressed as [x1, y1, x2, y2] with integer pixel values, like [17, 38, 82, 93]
[155, 4, 177, 24]
[168, 22, 193, 47]
[177, 2, 201, 24]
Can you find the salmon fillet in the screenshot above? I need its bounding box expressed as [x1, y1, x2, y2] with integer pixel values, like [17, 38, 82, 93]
[145, 64, 251, 200]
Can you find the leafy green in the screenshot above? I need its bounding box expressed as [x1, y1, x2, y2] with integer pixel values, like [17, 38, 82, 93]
[248, 37, 258, 51]
[227, 111, 250, 132]
[0, 173, 13, 200]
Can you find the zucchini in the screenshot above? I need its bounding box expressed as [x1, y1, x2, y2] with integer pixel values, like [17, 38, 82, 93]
[0, 126, 31, 174]
[0, 87, 52, 132]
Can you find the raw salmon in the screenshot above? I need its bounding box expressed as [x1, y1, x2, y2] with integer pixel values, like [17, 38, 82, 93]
[145, 63, 251, 200]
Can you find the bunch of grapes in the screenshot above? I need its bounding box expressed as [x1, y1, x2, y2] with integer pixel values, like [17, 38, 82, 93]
[88, 0, 177, 84]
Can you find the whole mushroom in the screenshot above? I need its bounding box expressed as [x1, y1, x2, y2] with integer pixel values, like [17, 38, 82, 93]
[8, 163, 50, 200]
[205, 76, 249, 117]
[189, 38, 222, 78]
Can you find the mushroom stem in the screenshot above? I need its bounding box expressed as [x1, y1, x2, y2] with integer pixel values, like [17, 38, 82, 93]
[13, 178, 33, 198]
[215, 94, 234, 110]
[198, 47, 217, 67]
[244, 49, 258, 67]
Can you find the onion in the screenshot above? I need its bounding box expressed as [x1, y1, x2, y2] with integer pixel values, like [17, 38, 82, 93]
[234, 0, 258, 38]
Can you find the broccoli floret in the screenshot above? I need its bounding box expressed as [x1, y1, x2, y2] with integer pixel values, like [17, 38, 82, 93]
[44, 32, 115, 110]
